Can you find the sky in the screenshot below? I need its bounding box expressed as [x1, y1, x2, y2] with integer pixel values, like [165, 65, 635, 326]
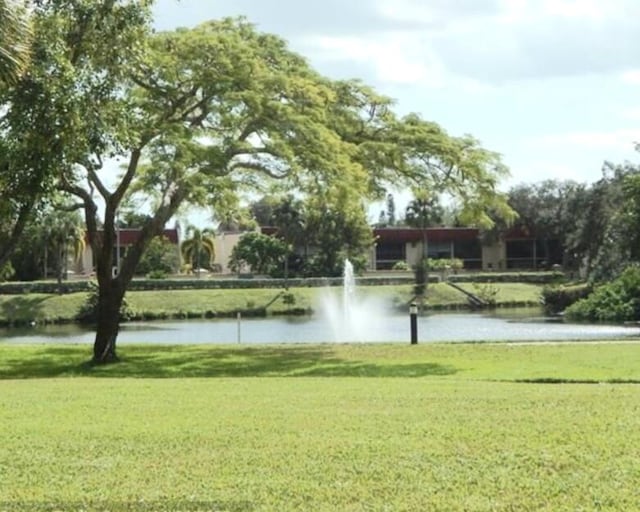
[151, 0, 640, 193]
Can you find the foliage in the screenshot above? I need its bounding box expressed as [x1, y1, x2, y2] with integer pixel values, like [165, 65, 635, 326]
[229, 231, 288, 276]
[565, 266, 640, 322]
[180, 227, 215, 277]
[542, 283, 592, 314]
[3, 11, 516, 362]
[47, 209, 85, 284]
[404, 192, 444, 228]
[304, 199, 373, 277]
[503, 180, 584, 269]
[392, 261, 409, 271]
[0, 260, 14, 281]
[382, 192, 396, 226]
[146, 270, 168, 280]
[0, 0, 32, 84]
[136, 235, 180, 276]
[427, 258, 464, 272]
[472, 282, 499, 306]
[501, 168, 640, 280]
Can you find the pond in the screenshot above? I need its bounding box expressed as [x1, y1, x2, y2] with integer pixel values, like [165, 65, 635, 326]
[1, 308, 639, 345]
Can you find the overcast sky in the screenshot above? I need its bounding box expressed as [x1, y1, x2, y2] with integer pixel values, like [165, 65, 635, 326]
[152, 0, 640, 192]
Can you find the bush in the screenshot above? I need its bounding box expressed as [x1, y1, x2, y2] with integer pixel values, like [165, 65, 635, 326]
[472, 282, 499, 306]
[565, 266, 640, 322]
[0, 262, 15, 282]
[542, 283, 592, 314]
[147, 270, 168, 280]
[392, 261, 409, 271]
[135, 236, 180, 276]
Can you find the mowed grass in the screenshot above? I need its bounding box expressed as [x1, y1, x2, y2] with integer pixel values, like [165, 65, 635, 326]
[456, 282, 545, 304]
[1, 342, 640, 511]
[0, 283, 481, 325]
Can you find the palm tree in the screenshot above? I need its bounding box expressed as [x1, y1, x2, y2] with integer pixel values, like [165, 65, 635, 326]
[0, 0, 32, 85]
[48, 211, 85, 285]
[181, 226, 215, 278]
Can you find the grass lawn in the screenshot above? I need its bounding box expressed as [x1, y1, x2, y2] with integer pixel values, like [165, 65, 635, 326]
[1, 341, 640, 511]
[456, 282, 545, 305]
[0, 282, 506, 326]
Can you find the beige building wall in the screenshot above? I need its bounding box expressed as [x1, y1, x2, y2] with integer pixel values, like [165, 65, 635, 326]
[406, 241, 424, 267]
[74, 246, 94, 275]
[214, 232, 243, 274]
[482, 240, 506, 270]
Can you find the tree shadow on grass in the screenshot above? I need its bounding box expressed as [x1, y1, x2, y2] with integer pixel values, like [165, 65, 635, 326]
[0, 344, 458, 379]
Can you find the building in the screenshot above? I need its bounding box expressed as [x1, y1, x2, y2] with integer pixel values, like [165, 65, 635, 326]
[76, 228, 180, 276]
[372, 227, 563, 271]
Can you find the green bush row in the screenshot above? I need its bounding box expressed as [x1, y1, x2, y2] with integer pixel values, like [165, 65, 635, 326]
[0, 271, 562, 296]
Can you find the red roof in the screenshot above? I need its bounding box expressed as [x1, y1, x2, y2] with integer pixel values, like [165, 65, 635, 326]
[374, 227, 480, 243]
[261, 225, 538, 244]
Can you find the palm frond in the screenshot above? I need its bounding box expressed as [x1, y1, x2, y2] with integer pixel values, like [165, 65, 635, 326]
[0, 0, 33, 84]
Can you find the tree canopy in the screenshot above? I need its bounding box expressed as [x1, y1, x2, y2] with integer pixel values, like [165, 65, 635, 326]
[0, 8, 516, 363]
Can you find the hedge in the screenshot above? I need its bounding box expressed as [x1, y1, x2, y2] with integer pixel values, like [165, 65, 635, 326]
[0, 271, 563, 295]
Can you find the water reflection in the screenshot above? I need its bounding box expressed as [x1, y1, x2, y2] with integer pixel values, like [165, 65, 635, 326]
[1, 308, 639, 345]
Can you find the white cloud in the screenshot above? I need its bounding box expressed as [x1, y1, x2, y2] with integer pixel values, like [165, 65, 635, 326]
[307, 33, 439, 86]
[506, 161, 584, 186]
[529, 130, 640, 151]
[295, 0, 640, 89]
[621, 70, 640, 85]
[621, 107, 640, 120]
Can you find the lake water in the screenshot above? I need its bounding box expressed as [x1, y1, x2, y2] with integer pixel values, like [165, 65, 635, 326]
[1, 309, 639, 345]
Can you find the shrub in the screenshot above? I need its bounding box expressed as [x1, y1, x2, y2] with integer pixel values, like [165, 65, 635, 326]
[565, 266, 640, 322]
[392, 261, 409, 271]
[472, 282, 499, 306]
[147, 270, 168, 280]
[542, 283, 592, 314]
[427, 258, 464, 272]
[135, 236, 180, 276]
[281, 292, 296, 305]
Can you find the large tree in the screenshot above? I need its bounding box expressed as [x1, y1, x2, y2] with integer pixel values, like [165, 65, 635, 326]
[507, 179, 585, 269]
[3, 11, 514, 363]
[0, 0, 150, 270]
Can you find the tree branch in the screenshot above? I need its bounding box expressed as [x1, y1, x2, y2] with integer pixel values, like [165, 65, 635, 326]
[112, 148, 142, 209]
[86, 165, 111, 202]
[228, 160, 290, 179]
[0, 202, 33, 268]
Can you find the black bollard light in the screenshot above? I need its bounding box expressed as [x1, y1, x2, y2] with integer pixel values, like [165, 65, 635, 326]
[410, 302, 418, 344]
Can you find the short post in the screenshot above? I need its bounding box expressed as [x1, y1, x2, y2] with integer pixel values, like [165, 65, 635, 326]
[410, 302, 418, 345]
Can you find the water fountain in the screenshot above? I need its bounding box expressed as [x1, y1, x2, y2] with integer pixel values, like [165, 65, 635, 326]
[319, 259, 390, 342]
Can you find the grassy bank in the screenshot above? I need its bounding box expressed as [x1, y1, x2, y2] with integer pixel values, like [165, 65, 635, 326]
[0, 282, 543, 326]
[1, 342, 639, 511]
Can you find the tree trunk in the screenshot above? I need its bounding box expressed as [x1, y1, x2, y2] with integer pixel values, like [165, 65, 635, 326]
[93, 284, 125, 364]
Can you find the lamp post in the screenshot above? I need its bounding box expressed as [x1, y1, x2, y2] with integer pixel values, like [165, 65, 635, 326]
[410, 302, 418, 344]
